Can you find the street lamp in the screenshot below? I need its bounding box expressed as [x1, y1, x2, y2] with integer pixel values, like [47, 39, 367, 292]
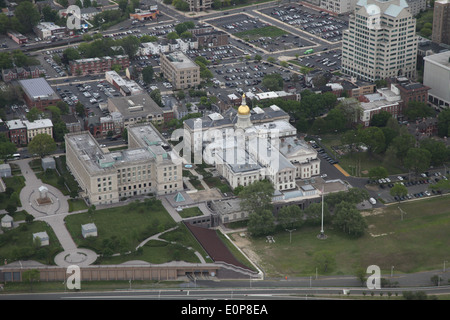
[286, 229, 296, 243]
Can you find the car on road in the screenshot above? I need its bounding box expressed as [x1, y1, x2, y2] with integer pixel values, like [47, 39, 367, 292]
[369, 198, 377, 205]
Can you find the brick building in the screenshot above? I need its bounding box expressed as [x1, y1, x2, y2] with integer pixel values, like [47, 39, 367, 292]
[69, 55, 130, 76]
[19, 78, 61, 111]
[6, 120, 27, 146]
[1, 66, 45, 82]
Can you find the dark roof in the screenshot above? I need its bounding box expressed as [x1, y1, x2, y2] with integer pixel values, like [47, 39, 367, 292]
[61, 114, 79, 124]
[184, 106, 289, 130]
[184, 222, 253, 271]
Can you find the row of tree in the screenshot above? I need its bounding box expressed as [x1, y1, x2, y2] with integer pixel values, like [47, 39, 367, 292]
[238, 180, 369, 238]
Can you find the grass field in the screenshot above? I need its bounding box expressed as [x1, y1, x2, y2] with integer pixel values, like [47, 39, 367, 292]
[235, 26, 288, 40]
[238, 196, 450, 277]
[64, 199, 177, 256]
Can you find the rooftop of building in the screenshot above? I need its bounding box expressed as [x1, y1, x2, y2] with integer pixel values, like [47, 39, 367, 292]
[23, 118, 53, 130]
[424, 50, 450, 69]
[184, 105, 289, 130]
[65, 130, 168, 175]
[356, 0, 410, 18]
[18, 78, 59, 101]
[163, 51, 198, 69]
[108, 93, 164, 119]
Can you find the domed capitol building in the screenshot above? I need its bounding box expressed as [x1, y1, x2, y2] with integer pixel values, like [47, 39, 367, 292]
[182, 95, 321, 191]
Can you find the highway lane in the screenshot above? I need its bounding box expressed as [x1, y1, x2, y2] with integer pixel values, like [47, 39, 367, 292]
[2, 284, 450, 300]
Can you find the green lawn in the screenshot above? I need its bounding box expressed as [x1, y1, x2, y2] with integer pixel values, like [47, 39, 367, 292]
[68, 199, 88, 212]
[189, 178, 205, 190]
[240, 196, 450, 277]
[64, 199, 178, 259]
[0, 221, 63, 265]
[203, 176, 232, 193]
[311, 134, 404, 176]
[0, 176, 25, 210]
[235, 26, 288, 40]
[178, 206, 203, 218]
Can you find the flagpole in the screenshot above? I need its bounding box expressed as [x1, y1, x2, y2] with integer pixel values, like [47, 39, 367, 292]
[317, 185, 327, 240]
[321, 186, 324, 234]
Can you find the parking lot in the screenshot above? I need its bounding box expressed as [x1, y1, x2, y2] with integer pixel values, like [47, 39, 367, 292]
[260, 4, 348, 43]
[370, 172, 449, 203]
[297, 48, 342, 73]
[206, 58, 305, 98]
[207, 13, 315, 53]
[54, 79, 121, 118]
[185, 45, 243, 64]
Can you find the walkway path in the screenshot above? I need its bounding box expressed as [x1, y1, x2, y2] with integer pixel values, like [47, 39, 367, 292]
[15, 159, 98, 267]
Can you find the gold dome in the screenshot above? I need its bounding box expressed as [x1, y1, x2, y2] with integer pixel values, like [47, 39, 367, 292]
[237, 94, 250, 115]
[238, 105, 250, 115]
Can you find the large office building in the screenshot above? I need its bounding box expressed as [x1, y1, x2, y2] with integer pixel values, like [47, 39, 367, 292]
[432, 0, 450, 46]
[160, 51, 200, 90]
[65, 123, 183, 206]
[341, 0, 418, 82]
[423, 51, 450, 109]
[107, 93, 171, 128]
[320, 0, 357, 14]
[186, 0, 213, 12]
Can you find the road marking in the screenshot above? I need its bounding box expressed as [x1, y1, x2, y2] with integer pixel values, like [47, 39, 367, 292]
[334, 164, 350, 177]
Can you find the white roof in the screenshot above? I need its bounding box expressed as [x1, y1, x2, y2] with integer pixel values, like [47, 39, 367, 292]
[24, 119, 53, 130]
[6, 120, 26, 130]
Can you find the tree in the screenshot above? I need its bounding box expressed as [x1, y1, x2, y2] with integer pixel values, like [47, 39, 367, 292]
[167, 31, 180, 40]
[429, 179, 450, 195]
[420, 138, 450, 167]
[262, 74, 283, 91]
[390, 183, 408, 200]
[370, 110, 392, 127]
[356, 126, 386, 154]
[277, 205, 304, 229]
[14, 1, 40, 33]
[149, 89, 163, 107]
[313, 250, 336, 273]
[142, 65, 154, 84]
[368, 166, 388, 180]
[87, 204, 96, 217]
[27, 134, 57, 158]
[403, 101, 433, 120]
[437, 109, 450, 138]
[239, 180, 274, 215]
[75, 102, 86, 117]
[5, 204, 17, 215]
[332, 201, 367, 237]
[22, 269, 40, 291]
[0, 135, 17, 160]
[247, 209, 275, 237]
[404, 148, 431, 177]
[120, 36, 140, 58]
[390, 131, 416, 164]
[303, 202, 330, 226]
[26, 107, 44, 122]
